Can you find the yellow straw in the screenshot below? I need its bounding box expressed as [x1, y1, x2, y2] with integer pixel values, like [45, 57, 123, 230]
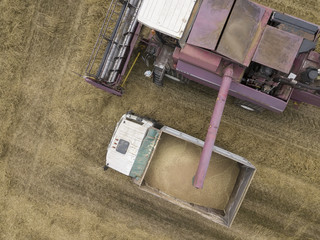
[121, 52, 141, 88]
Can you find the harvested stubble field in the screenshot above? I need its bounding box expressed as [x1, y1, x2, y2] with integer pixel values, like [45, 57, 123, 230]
[0, 0, 320, 239]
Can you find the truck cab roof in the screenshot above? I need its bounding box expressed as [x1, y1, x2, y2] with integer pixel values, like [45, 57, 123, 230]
[106, 114, 154, 175]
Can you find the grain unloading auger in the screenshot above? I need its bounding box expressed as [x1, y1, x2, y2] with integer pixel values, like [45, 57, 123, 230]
[85, 0, 320, 188]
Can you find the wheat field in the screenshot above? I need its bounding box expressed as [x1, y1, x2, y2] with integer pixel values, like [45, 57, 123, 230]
[1, 0, 319, 239]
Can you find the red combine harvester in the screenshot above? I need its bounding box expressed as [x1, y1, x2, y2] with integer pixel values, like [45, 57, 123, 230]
[84, 0, 320, 188]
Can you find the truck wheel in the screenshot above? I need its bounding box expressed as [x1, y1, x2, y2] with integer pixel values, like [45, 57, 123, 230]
[234, 98, 264, 112]
[103, 165, 109, 171]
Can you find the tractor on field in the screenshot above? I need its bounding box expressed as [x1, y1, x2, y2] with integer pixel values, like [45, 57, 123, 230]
[84, 0, 320, 188]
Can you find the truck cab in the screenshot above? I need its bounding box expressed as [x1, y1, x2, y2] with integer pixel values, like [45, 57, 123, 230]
[106, 113, 156, 177]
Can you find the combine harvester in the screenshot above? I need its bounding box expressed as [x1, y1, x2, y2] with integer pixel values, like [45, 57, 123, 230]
[84, 0, 320, 225]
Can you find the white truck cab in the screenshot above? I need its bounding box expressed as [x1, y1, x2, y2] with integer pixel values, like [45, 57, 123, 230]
[106, 113, 154, 176]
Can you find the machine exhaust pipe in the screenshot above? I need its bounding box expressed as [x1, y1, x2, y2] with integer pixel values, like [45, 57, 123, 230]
[193, 65, 234, 189]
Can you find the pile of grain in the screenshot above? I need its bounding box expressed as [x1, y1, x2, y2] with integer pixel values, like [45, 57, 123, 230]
[145, 133, 240, 210]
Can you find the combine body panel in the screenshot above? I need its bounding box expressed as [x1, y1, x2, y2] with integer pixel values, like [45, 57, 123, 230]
[106, 113, 256, 227]
[137, 0, 196, 39]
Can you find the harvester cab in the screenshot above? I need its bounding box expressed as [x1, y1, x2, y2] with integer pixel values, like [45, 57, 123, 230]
[84, 0, 320, 188]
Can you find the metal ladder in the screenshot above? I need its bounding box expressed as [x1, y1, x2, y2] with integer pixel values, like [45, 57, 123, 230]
[85, 0, 141, 85]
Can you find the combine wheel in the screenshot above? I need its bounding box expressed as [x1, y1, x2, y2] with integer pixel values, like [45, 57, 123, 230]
[153, 67, 165, 86]
[234, 98, 265, 112]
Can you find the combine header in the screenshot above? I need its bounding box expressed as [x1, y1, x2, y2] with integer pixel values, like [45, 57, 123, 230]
[85, 0, 142, 95]
[85, 0, 320, 189]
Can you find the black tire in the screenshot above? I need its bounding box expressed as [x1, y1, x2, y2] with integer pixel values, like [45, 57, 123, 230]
[234, 98, 265, 112]
[103, 165, 109, 171]
[153, 68, 164, 86]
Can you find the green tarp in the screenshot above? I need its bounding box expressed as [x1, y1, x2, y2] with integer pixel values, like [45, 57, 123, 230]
[129, 128, 160, 178]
